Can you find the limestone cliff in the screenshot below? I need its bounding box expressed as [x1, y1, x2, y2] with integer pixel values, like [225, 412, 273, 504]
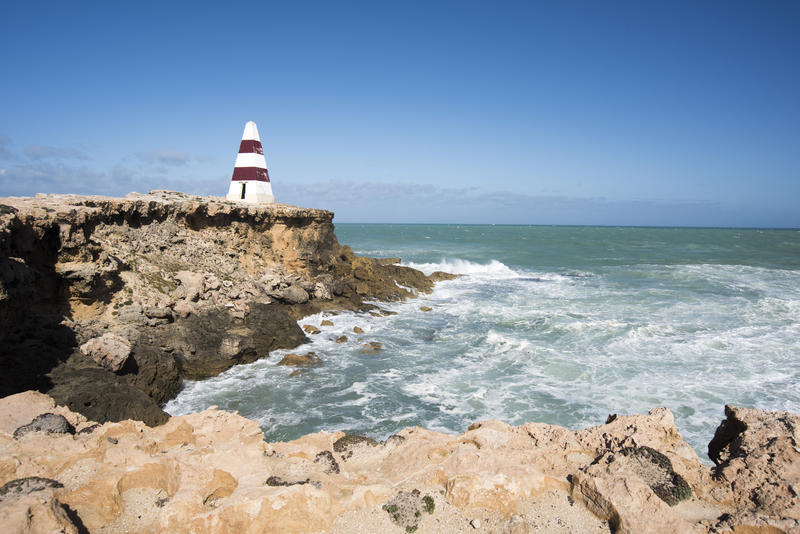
[0, 191, 447, 425]
[1, 393, 798, 534]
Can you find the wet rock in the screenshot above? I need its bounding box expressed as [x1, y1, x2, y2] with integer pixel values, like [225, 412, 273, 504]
[46, 366, 169, 426]
[167, 303, 306, 379]
[14, 413, 75, 438]
[320, 319, 334, 327]
[277, 352, 322, 367]
[353, 326, 364, 334]
[335, 335, 348, 344]
[361, 341, 382, 353]
[420, 306, 432, 312]
[79, 333, 132, 373]
[302, 324, 320, 334]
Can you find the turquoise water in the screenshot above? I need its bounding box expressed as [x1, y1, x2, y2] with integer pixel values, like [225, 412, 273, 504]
[166, 225, 800, 461]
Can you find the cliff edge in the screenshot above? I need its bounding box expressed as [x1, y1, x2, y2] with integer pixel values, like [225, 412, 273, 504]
[0, 191, 451, 425]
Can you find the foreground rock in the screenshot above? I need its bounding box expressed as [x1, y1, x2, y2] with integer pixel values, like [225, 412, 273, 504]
[0, 392, 797, 533]
[0, 192, 444, 424]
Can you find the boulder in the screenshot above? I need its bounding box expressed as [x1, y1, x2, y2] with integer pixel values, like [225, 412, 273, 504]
[707, 405, 800, 532]
[13, 413, 75, 438]
[430, 271, 459, 282]
[361, 341, 382, 353]
[277, 353, 322, 367]
[269, 285, 309, 304]
[79, 333, 132, 373]
[174, 270, 204, 301]
[46, 366, 169, 426]
[165, 303, 306, 379]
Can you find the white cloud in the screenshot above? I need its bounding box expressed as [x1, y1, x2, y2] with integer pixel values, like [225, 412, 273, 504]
[24, 145, 89, 161]
[136, 149, 190, 165]
[276, 179, 733, 226]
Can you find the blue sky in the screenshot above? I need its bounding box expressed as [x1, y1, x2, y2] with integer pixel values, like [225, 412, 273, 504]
[1, 1, 798, 226]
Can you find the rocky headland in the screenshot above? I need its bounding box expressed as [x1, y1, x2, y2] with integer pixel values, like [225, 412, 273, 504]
[1, 192, 798, 533]
[0, 191, 452, 425]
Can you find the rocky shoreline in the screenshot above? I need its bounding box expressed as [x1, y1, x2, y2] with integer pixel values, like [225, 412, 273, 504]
[0, 393, 798, 533]
[1, 192, 798, 533]
[0, 191, 452, 425]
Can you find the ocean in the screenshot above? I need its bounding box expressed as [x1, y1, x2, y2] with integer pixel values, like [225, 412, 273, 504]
[165, 224, 800, 461]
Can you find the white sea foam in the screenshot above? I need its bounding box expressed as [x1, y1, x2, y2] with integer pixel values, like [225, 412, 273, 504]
[405, 258, 518, 278]
[167, 246, 800, 462]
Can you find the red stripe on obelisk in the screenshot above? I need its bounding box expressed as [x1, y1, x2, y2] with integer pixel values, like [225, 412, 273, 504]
[232, 167, 270, 182]
[238, 140, 264, 154]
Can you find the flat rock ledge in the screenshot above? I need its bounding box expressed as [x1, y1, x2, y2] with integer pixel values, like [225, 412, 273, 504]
[0, 392, 797, 534]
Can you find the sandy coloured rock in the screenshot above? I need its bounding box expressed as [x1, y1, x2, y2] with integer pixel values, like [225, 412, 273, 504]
[302, 324, 321, 334]
[277, 352, 322, 367]
[0, 393, 797, 533]
[79, 333, 132, 373]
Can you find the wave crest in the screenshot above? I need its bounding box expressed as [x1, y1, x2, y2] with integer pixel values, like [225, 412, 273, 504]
[405, 258, 518, 278]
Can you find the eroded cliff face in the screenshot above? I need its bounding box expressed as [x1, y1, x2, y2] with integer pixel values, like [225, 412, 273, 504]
[0, 191, 444, 425]
[1, 393, 798, 534]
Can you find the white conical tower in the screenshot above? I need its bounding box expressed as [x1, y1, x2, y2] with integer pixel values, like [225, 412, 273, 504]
[226, 121, 275, 203]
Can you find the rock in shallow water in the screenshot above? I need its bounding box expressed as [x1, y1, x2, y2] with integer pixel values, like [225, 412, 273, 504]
[277, 352, 322, 367]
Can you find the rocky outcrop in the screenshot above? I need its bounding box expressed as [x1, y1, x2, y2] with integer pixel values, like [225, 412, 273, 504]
[0, 392, 797, 534]
[707, 405, 800, 533]
[0, 192, 440, 425]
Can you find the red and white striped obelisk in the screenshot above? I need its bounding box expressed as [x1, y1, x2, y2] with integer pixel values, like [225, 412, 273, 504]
[226, 121, 275, 203]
